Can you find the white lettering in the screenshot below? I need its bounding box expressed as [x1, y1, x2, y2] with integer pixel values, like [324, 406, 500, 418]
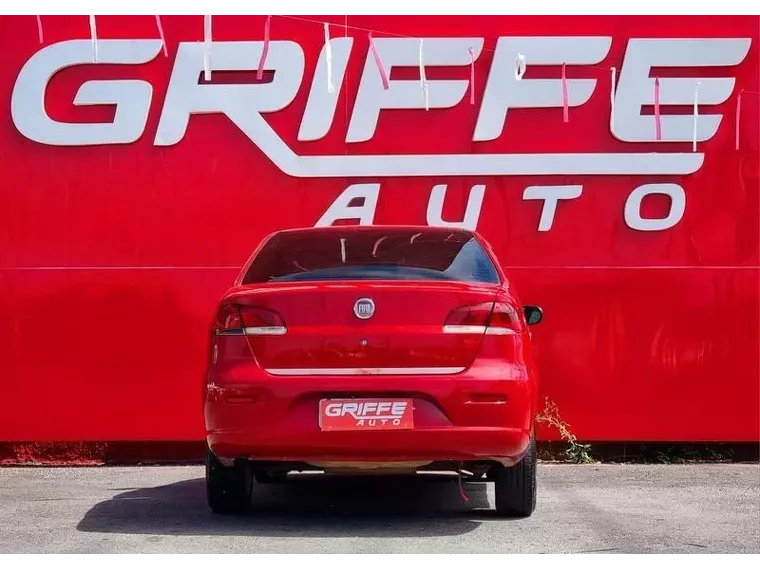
[426, 184, 486, 231]
[324, 403, 342, 417]
[624, 183, 686, 231]
[298, 38, 353, 141]
[523, 185, 583, 232]
[474, 37, 611, 141]
[14, 37, 745, 178]
[347, 37, 483, 143]
[318, 182, 693, 233]
[155, 41, 304, 146]
[11, 40, 162, 145]
[325, 401, 409, 420]
[316, 184, 380, 226]
[613, 39, 750, 142]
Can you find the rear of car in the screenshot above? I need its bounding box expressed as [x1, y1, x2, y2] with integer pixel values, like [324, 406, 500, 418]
[204, 226, 540, 517]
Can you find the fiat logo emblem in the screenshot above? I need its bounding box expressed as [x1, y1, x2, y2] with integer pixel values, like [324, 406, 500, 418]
[353, 298, 375, 320]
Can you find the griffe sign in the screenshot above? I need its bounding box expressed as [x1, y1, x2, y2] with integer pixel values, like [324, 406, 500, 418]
[10, 36, 751, 232]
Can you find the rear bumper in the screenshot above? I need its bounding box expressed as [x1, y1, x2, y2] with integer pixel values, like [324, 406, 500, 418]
[205, 359, 536, 465]
[208, 427, 531, 465]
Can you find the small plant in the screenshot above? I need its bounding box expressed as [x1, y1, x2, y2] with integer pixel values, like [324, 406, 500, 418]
[535, 398, 596, 464]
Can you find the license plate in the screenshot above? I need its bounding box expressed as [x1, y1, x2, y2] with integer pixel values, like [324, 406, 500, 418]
[319, 398, 414, 432]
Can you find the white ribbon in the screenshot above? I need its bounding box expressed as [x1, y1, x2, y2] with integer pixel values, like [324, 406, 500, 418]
[324, 23, 334, 93]
[419, 39, 429, 111]
[693, 82, 701, 152]
[610, 66, 616, 134]
[203, 15, 212, 81]
[89, 15, 98, 63]
[514, 53, 526, 80]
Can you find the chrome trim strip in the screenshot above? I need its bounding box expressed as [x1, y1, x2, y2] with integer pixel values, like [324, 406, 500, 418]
[443, 325, 517, 335]
[265, 366, 465, 376]
[244, 326, 287, 336]
[442, 325, 487, 334]
[485, 327, 517, 336]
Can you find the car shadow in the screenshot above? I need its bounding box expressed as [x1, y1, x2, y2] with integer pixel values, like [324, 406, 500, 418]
[77, 473, 509, 538]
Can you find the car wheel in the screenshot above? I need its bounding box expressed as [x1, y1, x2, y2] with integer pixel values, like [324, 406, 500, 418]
[493, 431, 537, 518]
[205, 445, 254, 515]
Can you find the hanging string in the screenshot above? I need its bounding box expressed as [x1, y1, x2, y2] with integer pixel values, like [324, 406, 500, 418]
[203, 15, 212, 81]
[514, 53, 526, 80]
[155, 16, 168, 57]
[457, 465, 471, 504]
[35, 16, 43, 44]
[174, 13, 760, 157]
[735, 89, 743, 151]
[25, 13, 755, 156]
[89, 15, 98, 63]
[273, 14, 620, 75]
[262, 10, 760, 152]
[257, 15, 271, 81]
[561, 63, 569, 123]
[610, 66, 616, 133]
[324, 23, 334, 93]
[419, 39, 429, 111]
[693, 81, 701, 152]
[368, 32, 389, 90]
[467, 46, 475, 105]
[654, 77, 662, 141]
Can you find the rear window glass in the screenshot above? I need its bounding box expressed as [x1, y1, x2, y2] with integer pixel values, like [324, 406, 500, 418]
[241, 228, 500, 285]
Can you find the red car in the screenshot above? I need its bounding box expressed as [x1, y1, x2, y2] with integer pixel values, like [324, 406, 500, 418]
[204, 225, 542, 517]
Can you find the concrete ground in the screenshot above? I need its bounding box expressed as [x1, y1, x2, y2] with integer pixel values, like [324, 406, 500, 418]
[0, 464, 758, 553]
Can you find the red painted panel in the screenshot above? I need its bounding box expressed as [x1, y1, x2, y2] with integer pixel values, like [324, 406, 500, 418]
[0, 15, 758, 442]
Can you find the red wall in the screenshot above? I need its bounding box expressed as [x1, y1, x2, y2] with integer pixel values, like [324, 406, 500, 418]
[0, 15, 758, 442]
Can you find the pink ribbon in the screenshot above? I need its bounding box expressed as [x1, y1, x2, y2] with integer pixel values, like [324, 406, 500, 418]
[155, 16, 168, 57]
[735, 89, 742, 151]
[561, 63, 569, 123]
[468, 46, 475, 105]
[35, 16, 43, 43]
[654, 77, 662, 141]
[368, 32, 389, 90]
[256, 15, 271, 81]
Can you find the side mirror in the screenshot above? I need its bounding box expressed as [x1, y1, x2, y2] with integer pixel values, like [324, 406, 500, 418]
[524, 305, 543, 325]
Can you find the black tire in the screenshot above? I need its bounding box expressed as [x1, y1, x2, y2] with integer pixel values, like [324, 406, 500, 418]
[493, 431, 537, 517]
[205, 446, 253, 515]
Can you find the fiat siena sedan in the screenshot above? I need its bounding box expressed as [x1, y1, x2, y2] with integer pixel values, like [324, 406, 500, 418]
[204, 225, 542, 517]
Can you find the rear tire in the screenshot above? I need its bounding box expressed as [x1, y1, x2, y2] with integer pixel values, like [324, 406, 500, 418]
[206, 445, 253, 515]
[493, 431, 537, 518]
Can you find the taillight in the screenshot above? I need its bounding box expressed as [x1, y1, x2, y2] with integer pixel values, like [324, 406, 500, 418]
[215, 304, 286, 336]
[443, 302, 519, 335]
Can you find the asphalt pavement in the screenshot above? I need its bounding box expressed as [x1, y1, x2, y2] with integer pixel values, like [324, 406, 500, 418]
[0, 464, 758, 553]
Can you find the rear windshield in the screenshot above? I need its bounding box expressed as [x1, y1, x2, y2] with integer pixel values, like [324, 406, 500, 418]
[241, 228, 500, 285]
